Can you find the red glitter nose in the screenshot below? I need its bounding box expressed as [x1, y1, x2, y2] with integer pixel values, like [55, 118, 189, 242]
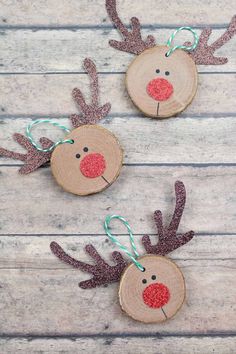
[80, 153, 106, 178]
[146, 78, 173, 101]
[142, 283, 170, 308]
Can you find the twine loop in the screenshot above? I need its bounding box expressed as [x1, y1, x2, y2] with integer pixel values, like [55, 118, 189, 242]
[104, 215, 145, 271]
[26, 119, 74, 152]
[166, 26, 199, 57]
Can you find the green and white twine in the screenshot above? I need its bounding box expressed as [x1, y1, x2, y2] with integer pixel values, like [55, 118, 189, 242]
[26, 119, 74, 153]
[104, 215, 145, 272]
[166, 26, 199, 57]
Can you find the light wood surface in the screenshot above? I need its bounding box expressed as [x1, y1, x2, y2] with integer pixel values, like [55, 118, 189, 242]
[126, 46, 198, 118]
[51, 125, 123, 195]
[0, 0, 234, 26]
[119, 255, 185, 323]
[0, 29, 235, 73]
[0, 0, 236, 353]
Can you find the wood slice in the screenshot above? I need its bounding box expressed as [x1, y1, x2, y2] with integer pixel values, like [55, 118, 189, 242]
[51, 125, 123, 196]
[126, 45, 198, 118]
[119, 255, 185, 323]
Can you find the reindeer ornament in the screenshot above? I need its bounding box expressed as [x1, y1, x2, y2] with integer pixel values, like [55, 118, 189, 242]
[50, 181, 194, 323]
[0, 59, 123, 196]
[106, 0, 236, 118]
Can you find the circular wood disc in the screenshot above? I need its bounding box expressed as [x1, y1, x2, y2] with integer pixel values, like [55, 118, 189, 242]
[51, 125, 123, 196]
[126, 45, 198, 118]
[119, 255, 185, 323]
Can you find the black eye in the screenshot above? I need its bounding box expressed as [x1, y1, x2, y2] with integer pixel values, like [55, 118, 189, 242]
[142, 279, 147, 284]
[156, 69, 160, 74]
[76, 153, 81, 159]
[165, 71, 170, 76]
[83, 147, 88, 152]
[151, 275, 156, 280]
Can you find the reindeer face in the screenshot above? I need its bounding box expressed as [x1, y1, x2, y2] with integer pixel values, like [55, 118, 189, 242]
[51, 125, 123, 196]
[119, 255, 185, 323]
[126, 46, 198, 118]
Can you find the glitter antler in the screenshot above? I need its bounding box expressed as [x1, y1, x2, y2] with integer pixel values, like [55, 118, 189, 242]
[70, 58, 111, 128]
[50, 181, 194, 288]
[105, 0, 156, 55]
[0, 133, 53, 174]
[188, 15, 236, 65]
[142, 181, 194, 255]
[50, 241, 127, 289]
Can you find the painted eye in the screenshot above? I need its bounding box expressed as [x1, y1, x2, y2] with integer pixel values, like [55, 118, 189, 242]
[76, 153, 81, 159]
[151, 275, 156, 280]
[156, 69, 160, 74]
[83, 147, 88, 152]
[165, 71, 170, 76]
[142, 279, 147, 284]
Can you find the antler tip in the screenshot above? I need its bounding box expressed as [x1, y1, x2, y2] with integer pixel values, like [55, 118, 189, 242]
[84, 57, 92, 65]
[72, 87, 78, 96]
[50, 241, 58, 251]
[229, 14, 236, 32]
[130, 16, 140, 25]
[142, 234, 150, 243]
[78, 281, 88, 289]
[154, 209, 162, 216]
[175, 180, 185, 191]
[85, 244, 93, 252]
[106, 0, 114, 7]
[83, 58, 96, 72]
[175, 180, 183, 185]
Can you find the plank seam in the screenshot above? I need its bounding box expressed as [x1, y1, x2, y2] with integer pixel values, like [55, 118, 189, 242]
[0, 233, 234, 236]
[1, 113, 236, 119]
[0, 71, 235, 75]
[0, 259, 234, 270]
[0, 332, 235, 339]
[0, 24, 233, 30]
[1, 163, 236, 168]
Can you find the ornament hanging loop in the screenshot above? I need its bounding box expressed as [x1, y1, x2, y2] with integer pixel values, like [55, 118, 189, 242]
[104, 215, 145, 272]
[166, 27, 199, 57]
[26, 119, 74, 153]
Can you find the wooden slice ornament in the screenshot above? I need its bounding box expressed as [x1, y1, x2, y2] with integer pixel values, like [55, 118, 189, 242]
[126, 45, 198, 118]
[106, 0, 236, 119]
[50, 181, 195, 324]
[51, 125, 123, 196]
[0, 58, 123, 196]
[119, 255, 185, 323]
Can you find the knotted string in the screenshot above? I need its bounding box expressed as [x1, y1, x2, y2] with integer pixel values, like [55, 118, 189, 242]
[104, 215, 145, 271]
[166, 26, 199, 57]
[26, 119, 74, 152]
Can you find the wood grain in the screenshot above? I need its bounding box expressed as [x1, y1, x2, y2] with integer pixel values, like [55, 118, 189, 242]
[119, 255, 185, 323]
[0, 235, 233, 269]
[0, 337, 235, 354]
[0, 0, 236, 351]
[2, 116, 236, 164]
[126, 46, 198, 118]
[0, 74, 235, 116]
[0, 0, 234, 26]
[51, 125, 123, 196]
[0, 29, 235, 73]
[0, 235, 235, 335]
[1, 0, 232, 27]
[0, 166, 236, 234]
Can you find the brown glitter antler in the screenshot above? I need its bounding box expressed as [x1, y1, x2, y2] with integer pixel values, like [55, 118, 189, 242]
[188, 15, 236, 65]
[106, 0, 156, 55]
[142, 181, 194, 256]
[50, 181, 194, 288]
[70, 58, 111, 128]
[0, 133, 53, 174]
[50, 241, 127, 289]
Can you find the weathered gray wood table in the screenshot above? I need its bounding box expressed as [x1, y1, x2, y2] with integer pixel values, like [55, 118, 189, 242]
[0, 0, 235, 352]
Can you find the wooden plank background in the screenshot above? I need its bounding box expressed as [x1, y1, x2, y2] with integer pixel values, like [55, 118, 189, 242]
[0, 0, 236, 353]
